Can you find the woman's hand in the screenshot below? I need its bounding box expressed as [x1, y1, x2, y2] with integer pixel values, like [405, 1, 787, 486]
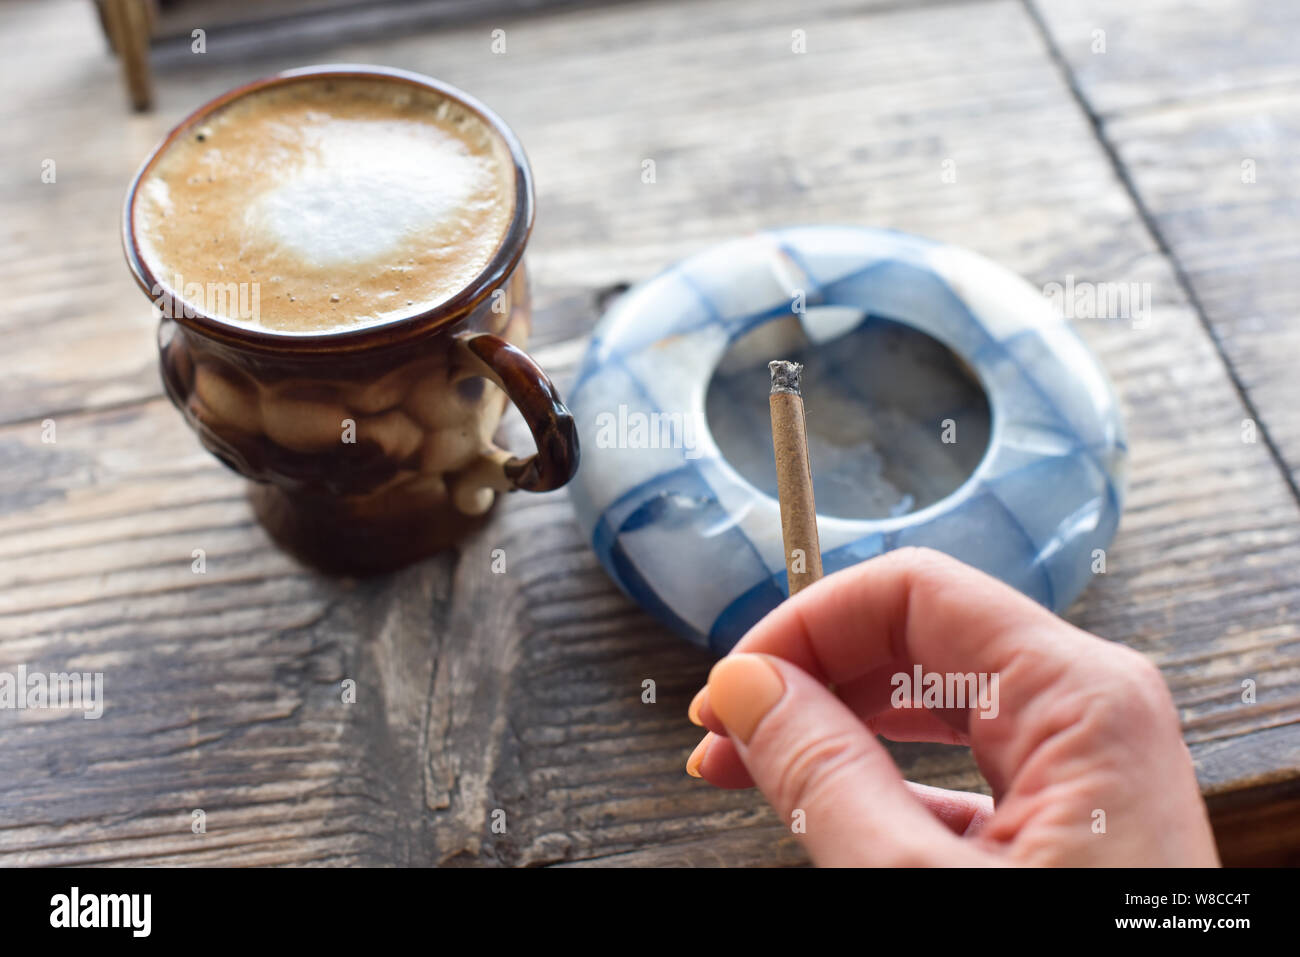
[686, 547, 1219, 866]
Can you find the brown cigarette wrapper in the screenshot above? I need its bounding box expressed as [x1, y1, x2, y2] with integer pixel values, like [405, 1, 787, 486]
[769, 390, 824, 594]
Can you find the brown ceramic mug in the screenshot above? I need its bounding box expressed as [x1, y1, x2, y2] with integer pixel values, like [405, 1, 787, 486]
[121, 65, 578, 574]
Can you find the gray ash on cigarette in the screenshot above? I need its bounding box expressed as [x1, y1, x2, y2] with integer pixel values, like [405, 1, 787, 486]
[769, 360, 803, 396]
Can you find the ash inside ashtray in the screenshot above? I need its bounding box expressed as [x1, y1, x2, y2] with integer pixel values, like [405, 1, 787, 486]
[706, 311, 991, 521]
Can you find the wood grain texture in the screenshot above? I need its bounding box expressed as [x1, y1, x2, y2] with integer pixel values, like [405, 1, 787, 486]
[1032, 0, 1300, 116]
[1036, 2, 1300, 500]
[1104, 93, 1300, 487]
[0, 0, 1297, 866]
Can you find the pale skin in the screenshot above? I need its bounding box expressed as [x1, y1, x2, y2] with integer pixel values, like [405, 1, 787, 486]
[686, 547, 1220, 866]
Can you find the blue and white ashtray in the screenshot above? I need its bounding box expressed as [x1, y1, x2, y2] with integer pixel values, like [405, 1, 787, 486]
[568, 226, 1126, 652]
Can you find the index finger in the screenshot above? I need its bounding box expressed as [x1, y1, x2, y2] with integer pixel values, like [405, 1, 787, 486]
[732, 546, 1085, 687]
[691, 547, 1064, 735]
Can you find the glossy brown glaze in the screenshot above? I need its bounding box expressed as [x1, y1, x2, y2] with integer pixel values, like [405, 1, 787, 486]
[454, 331, 579, 493]
[126, 66, 580, 574]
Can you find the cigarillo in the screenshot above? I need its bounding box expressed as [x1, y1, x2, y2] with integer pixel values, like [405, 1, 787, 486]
[769, 360, 823, 595]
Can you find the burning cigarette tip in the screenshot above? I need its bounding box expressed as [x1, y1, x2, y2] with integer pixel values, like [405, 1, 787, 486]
[769, 360, 803, 396]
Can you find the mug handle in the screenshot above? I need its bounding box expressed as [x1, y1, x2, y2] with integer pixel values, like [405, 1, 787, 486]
[449, 331, 580, 514]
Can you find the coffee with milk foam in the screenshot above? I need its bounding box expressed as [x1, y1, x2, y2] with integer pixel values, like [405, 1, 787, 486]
[133, 77, 515, 333]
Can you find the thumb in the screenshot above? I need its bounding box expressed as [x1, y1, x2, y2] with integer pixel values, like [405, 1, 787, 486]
[706, 653, 976, 866]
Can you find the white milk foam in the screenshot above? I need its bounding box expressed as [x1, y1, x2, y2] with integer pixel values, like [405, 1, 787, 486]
[244, 122, 486, 268]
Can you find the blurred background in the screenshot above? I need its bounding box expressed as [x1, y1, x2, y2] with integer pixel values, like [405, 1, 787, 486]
[1, 0, 1298, 866]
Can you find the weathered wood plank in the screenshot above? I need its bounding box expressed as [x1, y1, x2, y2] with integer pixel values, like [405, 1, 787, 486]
[1, 0, 1297, 868]
[1032, 0, 1300, 116]
[1106, 92, 1300, 494]
[1035, 1, 1300, 497]
[555, 825, 810, 867]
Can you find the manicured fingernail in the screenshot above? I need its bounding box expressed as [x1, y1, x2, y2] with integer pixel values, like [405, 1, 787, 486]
[686, 734, 712, 777]
[707, 654, 785, 744]
[687, 687, 707, 726]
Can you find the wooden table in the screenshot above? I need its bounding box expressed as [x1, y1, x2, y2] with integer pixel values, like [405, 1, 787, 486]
[2, 0, 1297, 866]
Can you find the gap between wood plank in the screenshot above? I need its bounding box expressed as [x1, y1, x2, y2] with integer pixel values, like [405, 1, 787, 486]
[1023, 0, 1300, 512]
[1085, 77, 1300, 124]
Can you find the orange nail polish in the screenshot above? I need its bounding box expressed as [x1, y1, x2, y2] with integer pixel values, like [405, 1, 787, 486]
[686, 734, 712, 777]
[707, 654, 785, 744]
[687, 687, 707, 726]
